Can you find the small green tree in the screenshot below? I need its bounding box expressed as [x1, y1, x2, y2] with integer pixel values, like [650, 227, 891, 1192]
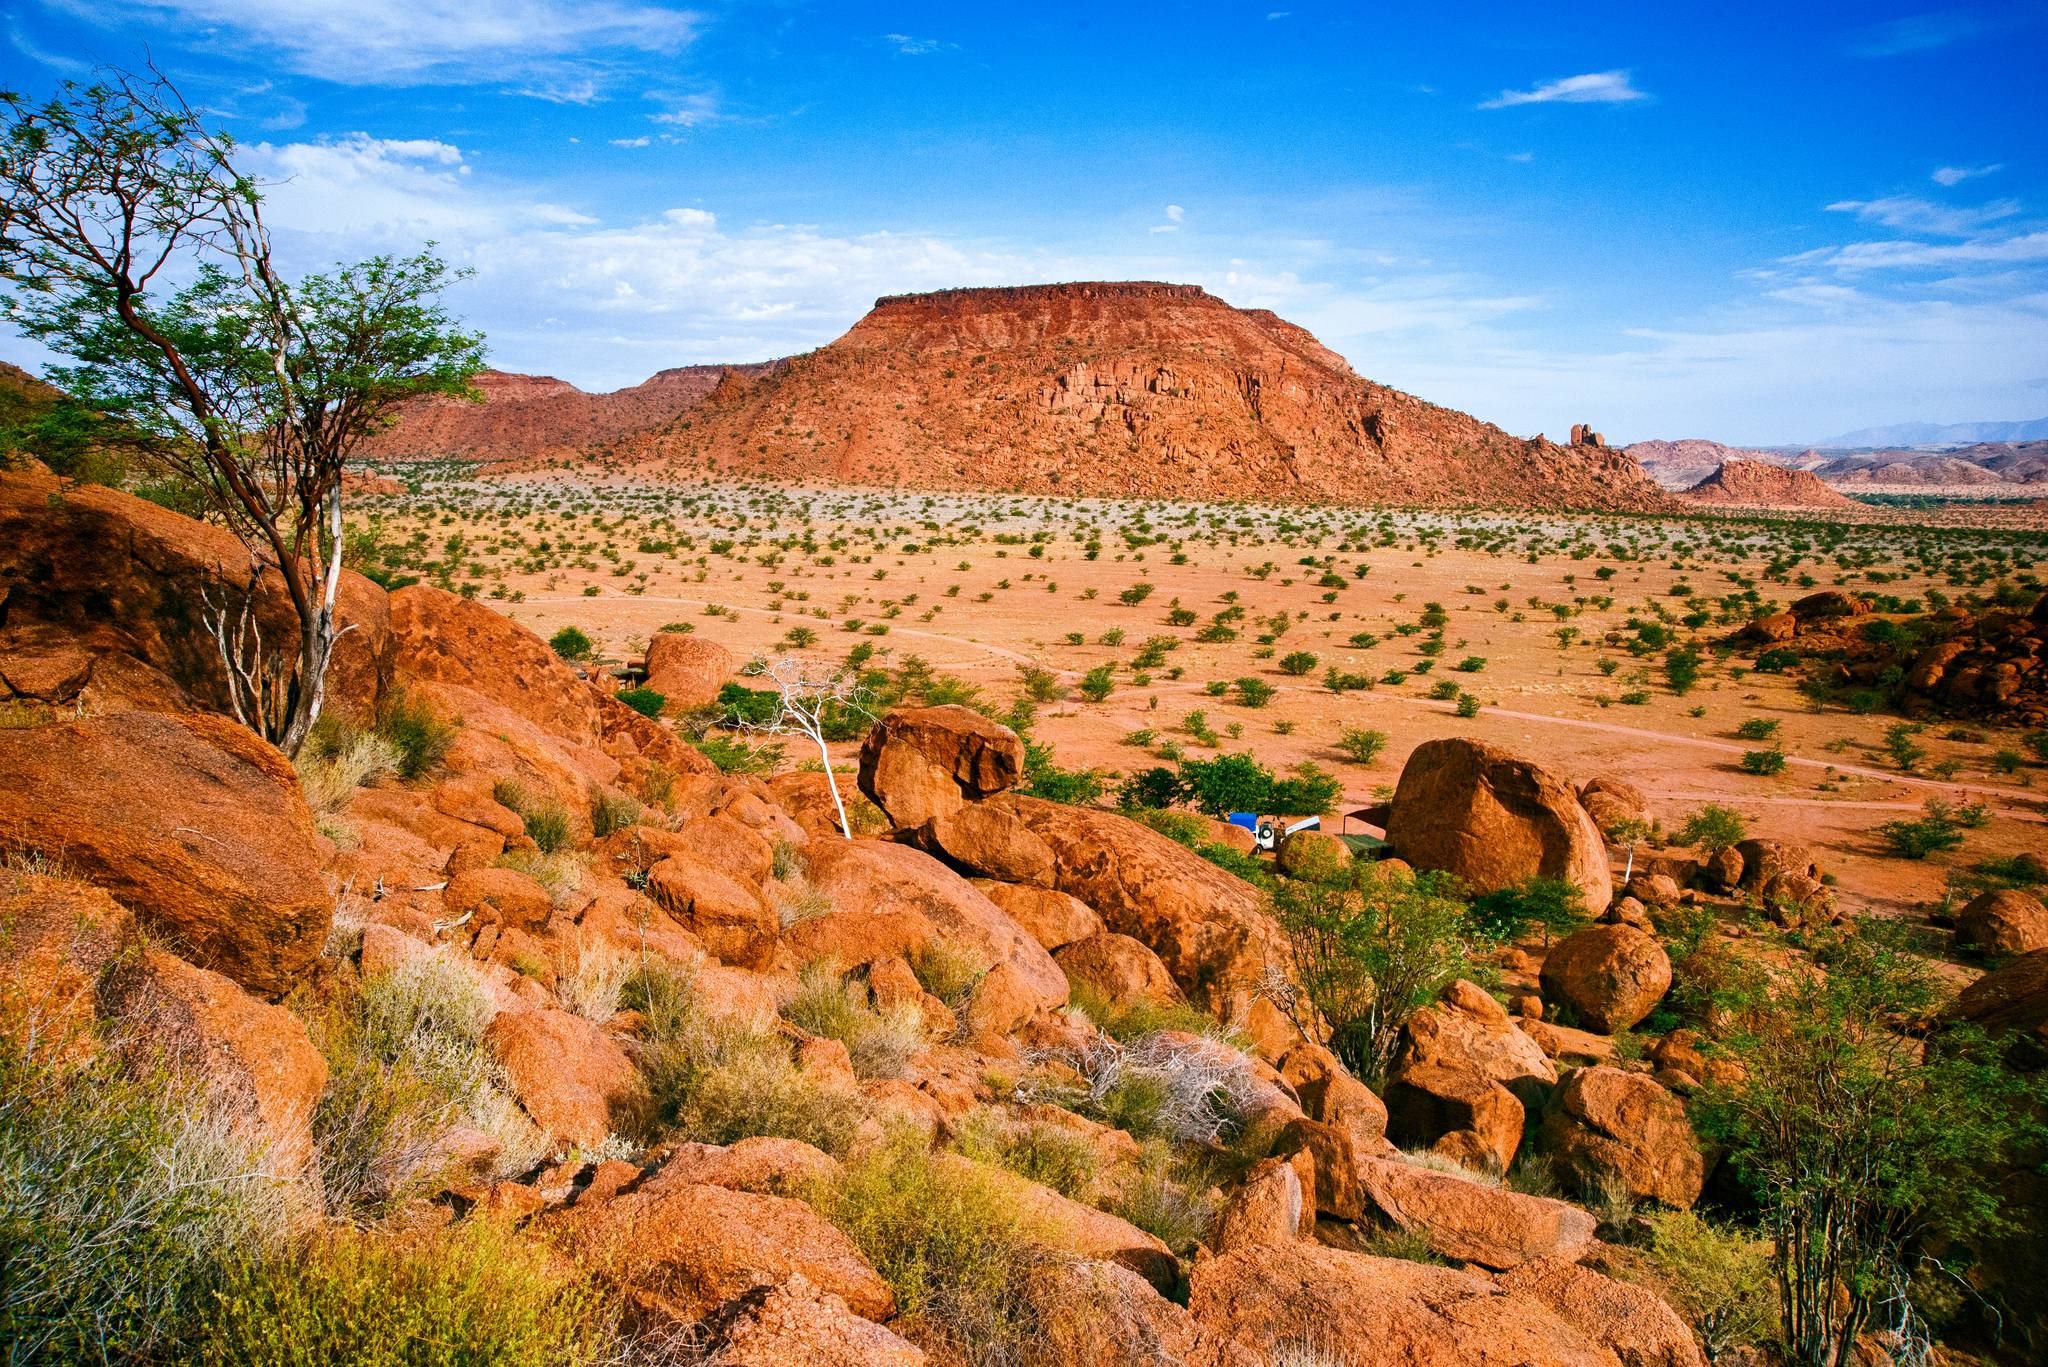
[1271, 864, 1476, 1084]
[1678, 803, 1748, 855]
[1232, 676, 1275, 708]
[1078, 664, 1116, 702]
[1278, 651, 1318, 676]
[1696, 921, 2047, 1367]
[1178, 753, 1273, 816]
[1468, 876, 1588, 945]
[1336, 727, 1388, 765]
[0, 71, 483, 756]
[549, 625, 593, 660]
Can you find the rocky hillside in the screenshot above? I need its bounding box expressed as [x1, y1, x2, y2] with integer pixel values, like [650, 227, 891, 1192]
[621, 282, 1672, 511]
[359, 362, 777, 464]
[1624, 438, 1818, 490]
[5, 468, 2044, 1364]
[1679, 458, 1858, 510]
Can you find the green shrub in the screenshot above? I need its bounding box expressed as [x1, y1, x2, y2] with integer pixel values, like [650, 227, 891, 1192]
[373, 688, 457, 780]
[1336, 727, 1389, 764]
[809, 1133, 1047, 1365]
[492, 780, 575, 853]
[0, 1018, 293, 1364]
[636, 996, 861, 1155]
[548, 625, 593, 661]
[587, 787, 642, 839]
[1110, 1141, 1214, 1255]
[1639, 1209, 1778, 1361]
[1468, 876, 1588, 944]
[1677, 803, 1748, 855]
[691, 733, 786, 775]
[199, 1222, 613, 1367]
[955, 1108, 1102, 1200]
[1735, 717, 1780, 741]
[1233, 677, 1276, 708]
[1278, 651, 1318, 676]
[1077, 664, 1116, 702]
[780, 960, 926, 1081]
[1740, 747, 1787, 776]
[613, 686, 665, 718]
[1877, 809, 1964, 860]
[1065, 982, 1217, 1043]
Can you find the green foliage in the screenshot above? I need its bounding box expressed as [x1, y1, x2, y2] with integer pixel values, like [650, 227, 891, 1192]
[1877, 802, 1965, 860]
[373, 688, 457, 780]
[809, 1133, 1047, 1365]
[1232, 676, 1275, 708]
[1695, 920, 2048, 1366]
[547, 626, 593, 661]
[691, 732, 786, 775]
[1640, 1209, 1778, 1361]
[1179, 753, 1275, 816]
[613, 686, 665, 718]
[781, 960, 925, 1080]
[1468, 876, 1588, 944]
[1278, 651, 1319, 676]
[911, 939, 991, 1008]
[1272, 864, 1477, 1084]
[1336, 727, 1389, 764]
[1663, 647, 1702, 694]
[588, 787, 642, 839]
[1882, 722, 1926, 772]
[198, 1223, 612, 1367]
[1065, 982, 1217, 1043]
[1017, 740, 1109, 805]
[1077, 663, 1116, 702]
[1740, 747, 1787, 776]
[1677, 803, 1748, 855]
[955, 1109, 1101, 1200]
[492, 779, 575, 853]
[1735, 717, 1781, 741]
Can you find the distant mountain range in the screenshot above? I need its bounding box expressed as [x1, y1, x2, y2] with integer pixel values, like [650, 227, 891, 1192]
[1626, 435, 2048, 494]
[1815, 417, 2048, 448]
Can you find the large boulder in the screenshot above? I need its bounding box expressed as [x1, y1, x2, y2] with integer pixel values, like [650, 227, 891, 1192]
[1353, 1153, 1600, 1270]
[1578, 776, 1650, 835]
[857, 705, 1026, 829]
[1956, 889, 2048, 957]
[1394, 979, 1558, 1105]
[1011, 798, 1289, 1017]
[973, 881, 1104, 951]
[1539, 1066, 1706, 1209]
[483, 1006, 638, 1148]
[691, 1275, 926, 1367]
[646, 853, 778, 970]
[1386, 739, 1613, 916]
[906, 793, 1056, 887]
[1384, 1062, 1527, 1175]
[1943, 949, 2048, 1066]
[643, 632, 735, 711]
[390, 585, 605, 744]
[99, 945, 328, 1175]
[1498, 1258, 1707, 1367]
[0, 710, 330, 998]
[1733, 839, 1821, 895]
[1190, 1241, 1621, 1367]
[1277, 1042, 1390, 1155]
[0, 469, 390, 718]
[0, 869, 134, 1052]
[1055, 932, 1181, 1008]
[789, 839, 1068, 1012]
[550, 1178, 892, 1326]
[1541, 925, 1672, 1034]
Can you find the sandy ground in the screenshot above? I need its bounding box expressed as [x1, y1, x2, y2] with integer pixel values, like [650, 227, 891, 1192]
[357, 471, 2048, 926]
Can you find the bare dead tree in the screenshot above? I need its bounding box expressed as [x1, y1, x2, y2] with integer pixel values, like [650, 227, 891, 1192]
[738, 656, 870, 839]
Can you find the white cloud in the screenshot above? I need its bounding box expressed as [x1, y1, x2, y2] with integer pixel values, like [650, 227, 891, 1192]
[1851, 12, 1981, 58]
[883, 33, 953, 55]
[1149, 204, 1185, 234]
[1479, 70, 1648, 110]
[609, 136, 652, 148]
[54, 0, 700, 90]
[1825, 194, 2020, 236]
[1803, 232, 2048, 274]
[1932, 163, 2003, 186]
[647, 92, 725, 127]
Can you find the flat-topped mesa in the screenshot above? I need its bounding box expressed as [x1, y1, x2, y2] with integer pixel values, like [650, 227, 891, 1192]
[871, 281, 1212, 311]
[624, 280, 1673, 512]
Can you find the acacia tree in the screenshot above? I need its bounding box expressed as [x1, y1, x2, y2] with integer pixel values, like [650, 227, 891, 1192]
[0, 70, 483, 755]
[1696, 922, 2047, 1366]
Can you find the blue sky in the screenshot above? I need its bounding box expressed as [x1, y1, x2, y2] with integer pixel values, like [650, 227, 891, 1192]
[5, 1, 2045, 445]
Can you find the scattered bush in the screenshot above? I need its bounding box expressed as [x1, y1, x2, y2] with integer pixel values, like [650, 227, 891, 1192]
[492, 779, 576, 853]
[1278, 651, 1318, 676]
[548, 625, 593, 661]
[1336, 727, 1389, 765]
[780, 960, 926, 1081]
[911, 939, 991, 1008]
[1677, 803, 1748, 855]
[587, 787, 642, 838]
[373, 688, 458, 780]
[1468, 876, 1588, 944]
[613, 686, 664, 718]
[955, 1108, 1101, 1201]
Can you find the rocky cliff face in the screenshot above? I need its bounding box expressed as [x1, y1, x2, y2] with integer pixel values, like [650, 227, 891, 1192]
[360, 362, 777, 464]
[624, 282, 1672, 511]
[1679, 458, 1857, 509]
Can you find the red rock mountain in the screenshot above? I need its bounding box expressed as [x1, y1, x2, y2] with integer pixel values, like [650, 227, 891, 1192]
[360, 363, 774, 464]
[621, 282, 1671, 510]
[1679, 459, 1857, 510]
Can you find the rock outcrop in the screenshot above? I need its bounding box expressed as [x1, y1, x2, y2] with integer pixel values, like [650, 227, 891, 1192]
[1680, 458, 1858, 509]
[1540, 925, 1673, 1034]
[1386, 738, 1613, 916]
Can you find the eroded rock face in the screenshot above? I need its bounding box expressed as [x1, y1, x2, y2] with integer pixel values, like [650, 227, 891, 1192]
[1957, 890, 2048, 956]
[390, 584, 606, 744]
[1354, 1153, 1600, 1270]
[551, 1178, 893, 1325]
[483, 1007, 638, 1148]
[1540, 1066, 1706, 1210]
[1190, 1241, 1621, 1367]
[99, 945, 327, 1175]
[1055, 932, 1181, 1008]
[1386, 739, 1613, 916]
[1540, 925, 1672, 1034]
[0, 469, 391, 718]
[857, 705, 1026, 829]
[973, 881, 1104, 951]
[1498, 1258, 1708, 1367]
[0, 869, 134, 1053]
[1011, 797, 1289, 1018]
[0, 710, 330, 999]
[691, 1275, 926, 1367]
[642, 633, 735, 711]
[907, 793, 1056, 886]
